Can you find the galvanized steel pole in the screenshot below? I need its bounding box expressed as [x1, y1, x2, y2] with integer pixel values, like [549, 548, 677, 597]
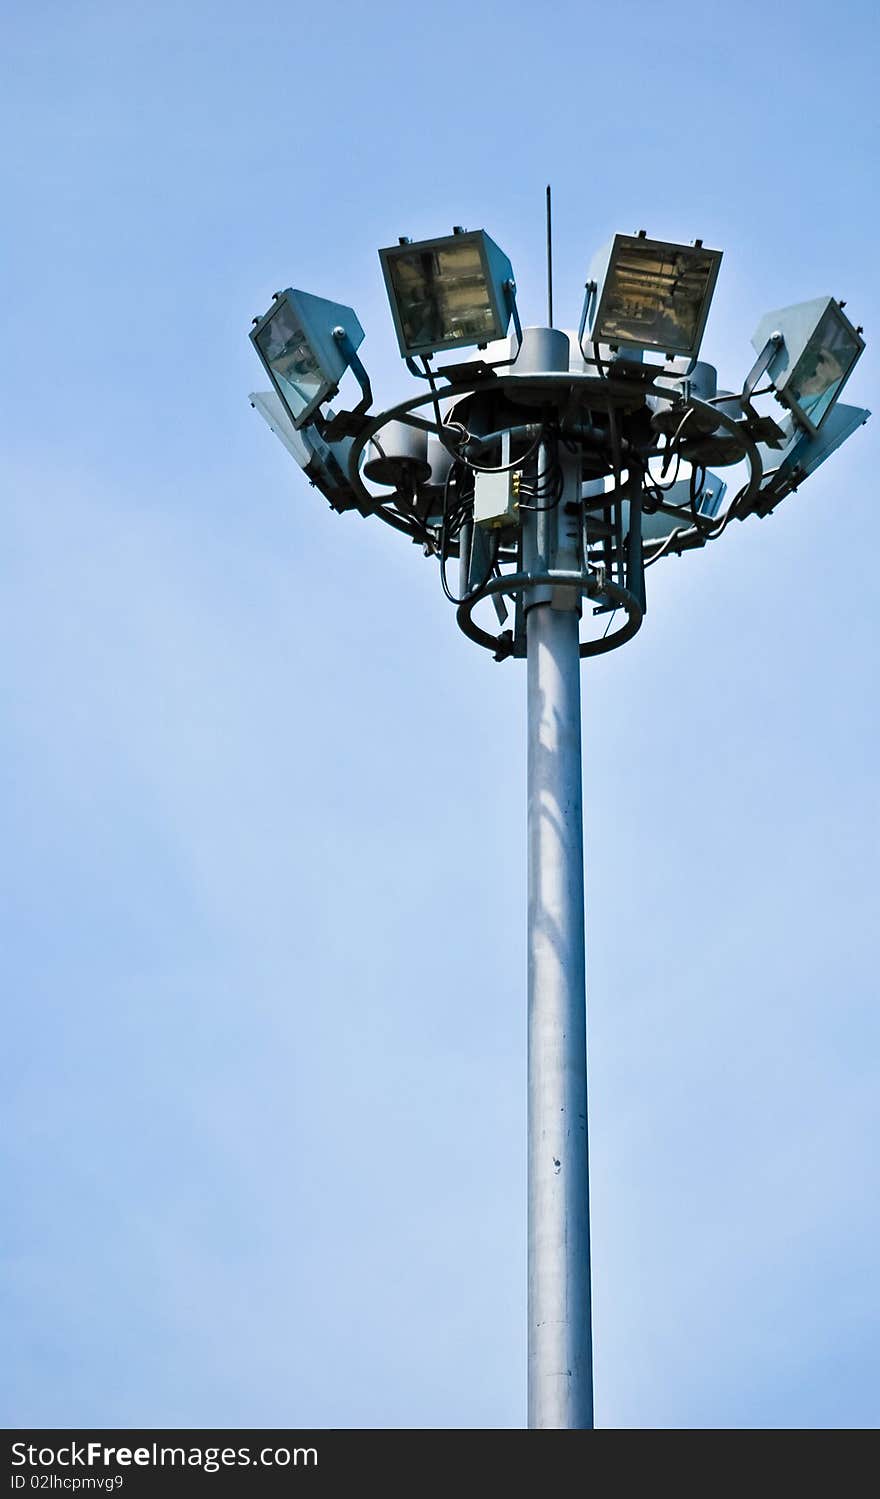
[524, 328, 593, 1430]
[527, 603, 592, 1428]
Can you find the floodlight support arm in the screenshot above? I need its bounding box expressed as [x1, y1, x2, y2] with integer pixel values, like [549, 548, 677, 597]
[625, 473, 646, 613]
[577, 281, 597, 361]
[507, 280, 523, 353]
[741, 331, 782, 422]
[320, 329, 374, 441]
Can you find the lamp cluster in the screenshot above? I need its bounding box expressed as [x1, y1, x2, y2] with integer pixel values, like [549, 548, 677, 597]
[249, 225, 868, 658]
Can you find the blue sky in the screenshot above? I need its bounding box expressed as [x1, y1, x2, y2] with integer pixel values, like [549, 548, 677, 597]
[2, 0, 878, 1429]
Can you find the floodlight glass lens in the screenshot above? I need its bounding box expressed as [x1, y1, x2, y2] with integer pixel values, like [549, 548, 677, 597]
[255, 301, 327, 422]
[786, 305, 862, 430]
[598, 243, 717, 353]
[388, 241, 496, 352]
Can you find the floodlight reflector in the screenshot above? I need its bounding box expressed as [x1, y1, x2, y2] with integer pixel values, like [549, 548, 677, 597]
[249, 389, 359, 513]
[750, 401, 870, 514]
[250, 289, 364, 430]
[752, 296, 864, 435]
[588, 234, 722, 359]
[379, 230, 514, 358]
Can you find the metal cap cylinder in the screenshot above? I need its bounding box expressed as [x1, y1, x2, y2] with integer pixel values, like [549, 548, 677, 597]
[518, 326, 570, 375]
[363, 420, 431, 487]
[650, 361, 722, 438]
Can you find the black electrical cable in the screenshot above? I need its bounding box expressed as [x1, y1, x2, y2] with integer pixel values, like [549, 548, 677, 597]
[627, 453, 664, 513]
[440, 526, 500, 605]
[670, 406, 695, 448]
[644, 468, 747, 566]
[517, 434, 564, 513]
[650, 443, 684, 492]
[438, 463, 467, 604]
[517, 468, 564, 512]
[457, 426, 546, 476]
[643, 526, 689, 566]
[420, 356, 472, 463]
[517, 463, 560, 499]
[437, 460, 500, 606]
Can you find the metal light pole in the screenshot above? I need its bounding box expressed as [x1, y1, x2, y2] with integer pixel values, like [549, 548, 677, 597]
[527, 597, 592, 1428]
[248, 219, 868, 1430]
[521, 327, 592, 1428]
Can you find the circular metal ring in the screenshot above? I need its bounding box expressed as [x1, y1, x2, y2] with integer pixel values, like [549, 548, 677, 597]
[641, 396, 765, 564]
[456, 569, 643, 659]
[688, 396, 763, 514]
[346, 370, 673, 524]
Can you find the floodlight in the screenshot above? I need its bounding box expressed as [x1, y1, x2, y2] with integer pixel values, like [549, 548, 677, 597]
[379, 230, 515, 359]
[250, 290, 365, 430]
[584, 233, 722, 359]
[750, 401, 870, 515]
[751, 296, 864, 435]
[249, 389, 361, 514]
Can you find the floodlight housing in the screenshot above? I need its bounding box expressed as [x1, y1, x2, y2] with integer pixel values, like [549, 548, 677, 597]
[379, 230, 515, 359]
[586, 233, 722, 360]
[751, 296, 865, 435]
[250, 290, 365, 430]
[751, 401, 870, 514]
[249, 389, 359, 513]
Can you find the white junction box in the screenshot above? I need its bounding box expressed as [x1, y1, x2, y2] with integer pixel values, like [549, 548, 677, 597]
[473, 468, 521, 528]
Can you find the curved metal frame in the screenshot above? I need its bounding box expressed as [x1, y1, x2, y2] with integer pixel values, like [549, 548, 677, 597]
[341, 371, 764, 658]
[344, 369, 649, 511]
[457, 568, 644, 658]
